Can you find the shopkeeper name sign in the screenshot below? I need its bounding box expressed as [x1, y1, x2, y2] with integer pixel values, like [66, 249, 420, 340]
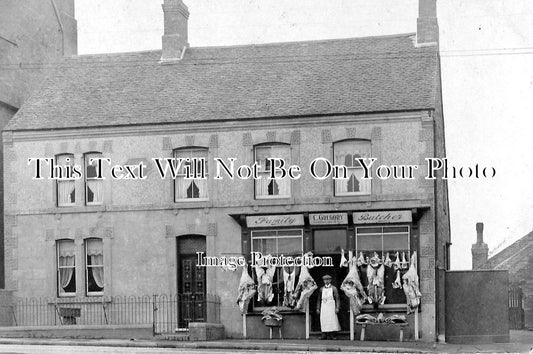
[353, 210, 412, 224]
[309, 213, 348, 225]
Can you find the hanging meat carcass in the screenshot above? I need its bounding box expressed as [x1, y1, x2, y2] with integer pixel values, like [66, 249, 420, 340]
[236, 263, 257, 313]
[282, 266, 298, 307]
[393, 251, 401, 270]
[384, 252, 392, 267]
[366, 252, 385, 305]
[340, 249, 348, 268]
[340, 258, 368, 315]
[356, 252, 367, 267]
[400, 252, 409, 269]
[294, 254, 318, 310]
[402, 251, 422, 314]
[254, 260, 277, 303]
[392, 269, 402, 289]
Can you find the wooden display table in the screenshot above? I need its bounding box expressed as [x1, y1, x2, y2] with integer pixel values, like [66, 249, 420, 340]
[356, 321, 409, 342]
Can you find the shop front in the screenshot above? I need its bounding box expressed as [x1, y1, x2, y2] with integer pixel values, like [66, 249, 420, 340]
[232, 209, 424, 341]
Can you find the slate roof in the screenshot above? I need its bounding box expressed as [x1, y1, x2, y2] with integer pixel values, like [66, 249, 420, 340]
[485, 230, 533, 270]
[5, 33, 439, 131]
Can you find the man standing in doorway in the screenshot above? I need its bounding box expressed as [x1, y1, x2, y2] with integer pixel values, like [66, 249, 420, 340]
[316, 274, 341, 339]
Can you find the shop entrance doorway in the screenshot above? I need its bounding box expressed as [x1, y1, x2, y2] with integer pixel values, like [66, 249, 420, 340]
[309, 228, 350, 334]
[177, 235, 206, 328]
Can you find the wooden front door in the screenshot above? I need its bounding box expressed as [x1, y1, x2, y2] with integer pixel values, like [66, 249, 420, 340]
[177, 235, 206, 328]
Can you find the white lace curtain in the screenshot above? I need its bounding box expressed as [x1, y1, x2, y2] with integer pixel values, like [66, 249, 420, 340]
[86, 180, 102, 203]
[334, 140, 371, 194]
[86, 239, 104, 289]
[174, 148, 208, 200]
[58, 180, 75, 205]
[58, 240, 75, 292]
[255, 145, 291, 197]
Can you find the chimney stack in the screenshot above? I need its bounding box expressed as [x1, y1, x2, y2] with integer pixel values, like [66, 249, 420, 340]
[161, 0, 189, 62]
[417, 0, 439, 45]
[471, 222, 489, 270]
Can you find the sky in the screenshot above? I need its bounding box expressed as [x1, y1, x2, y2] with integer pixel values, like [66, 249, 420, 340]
[75, 0, 533, 270]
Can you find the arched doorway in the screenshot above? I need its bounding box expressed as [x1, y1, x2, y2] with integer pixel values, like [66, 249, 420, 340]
[177, 235, 206, 328]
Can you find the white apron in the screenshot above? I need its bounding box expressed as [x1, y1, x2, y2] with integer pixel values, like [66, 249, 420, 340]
[320, 287, 341, 332]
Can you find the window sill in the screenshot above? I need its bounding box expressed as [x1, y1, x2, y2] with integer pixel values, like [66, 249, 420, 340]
[252, 198, 295, 206]
[172, 200, 212, 209]
[54, 205, 106, 213]
[329, 195, 372, 204]
[48, 296, 111, 305]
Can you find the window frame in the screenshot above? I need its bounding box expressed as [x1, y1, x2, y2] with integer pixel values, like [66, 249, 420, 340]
[55, 153, 76, 207]
[56, 239, 76, 297]
[173, 147, 209, 202]
[355, 224, 412, 307]
[250, 228, 303, 310]
[332, 139, 372, 196]
[253, 143, 292, 200]
[85, 238, 104, 297]
[84, 152, 104, 206]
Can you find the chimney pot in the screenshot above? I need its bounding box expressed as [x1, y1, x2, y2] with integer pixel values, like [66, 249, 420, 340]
[472, 222, 489, 270]
[476, 222, 484, 243]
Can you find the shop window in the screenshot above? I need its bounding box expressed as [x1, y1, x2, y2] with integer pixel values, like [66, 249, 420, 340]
[57, 239, 76, 296]
[313, 229, 347, 254]
[251, 229, 303, 308]
[56, 154, 75, 206]
[356, 226, 410, 305]
[333, 140, 371, 196]
[174, 148, 208, 201]
[85, 152, 103, 205]
[254, 144, 291, 199]
[85, 238, 104, 295]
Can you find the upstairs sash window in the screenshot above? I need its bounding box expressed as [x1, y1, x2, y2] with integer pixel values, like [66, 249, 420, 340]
[255, 144, 291, 199]
[85, 153, 103, 205]
[174, 148, 208, 201]
[56, 154, 76, 206]
[333, 140, 371, 196]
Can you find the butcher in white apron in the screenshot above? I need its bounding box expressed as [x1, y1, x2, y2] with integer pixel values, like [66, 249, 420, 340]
[316, 274, 341, 339]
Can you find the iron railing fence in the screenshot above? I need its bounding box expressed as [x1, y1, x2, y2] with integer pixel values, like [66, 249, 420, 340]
[8, 293, 221, 335]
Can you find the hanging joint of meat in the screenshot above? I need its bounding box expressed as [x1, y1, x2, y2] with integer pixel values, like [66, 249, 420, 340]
[282, 266, 298, 307]
[340, 258, 368, 315]
[236, 263, 257, 314]
[366, 252, 386, 306]
[402, 251, 422, 314]
[254, 257, 277, 304]
[294, 252, 318, 311]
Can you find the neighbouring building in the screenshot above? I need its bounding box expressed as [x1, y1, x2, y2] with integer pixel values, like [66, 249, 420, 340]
[2, 0, 451, 341]
[0, 0, 77, 290]
[472, 223, 533, 329]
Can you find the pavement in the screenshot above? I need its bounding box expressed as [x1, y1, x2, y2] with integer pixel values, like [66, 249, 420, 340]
[0, 330, 532, 353]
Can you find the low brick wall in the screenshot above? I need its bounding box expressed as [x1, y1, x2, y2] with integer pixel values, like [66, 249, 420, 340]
[189, 322, 224, 341]
[0, 324, 153, 339]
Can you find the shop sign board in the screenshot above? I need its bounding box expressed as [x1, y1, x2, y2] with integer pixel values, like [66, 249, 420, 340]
[246, 214, 304, 228]
[309, 213, 348, 225]
[353, 210, 412, 224]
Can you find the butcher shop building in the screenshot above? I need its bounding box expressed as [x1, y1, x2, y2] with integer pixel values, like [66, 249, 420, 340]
[2, 0, 450, 342]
